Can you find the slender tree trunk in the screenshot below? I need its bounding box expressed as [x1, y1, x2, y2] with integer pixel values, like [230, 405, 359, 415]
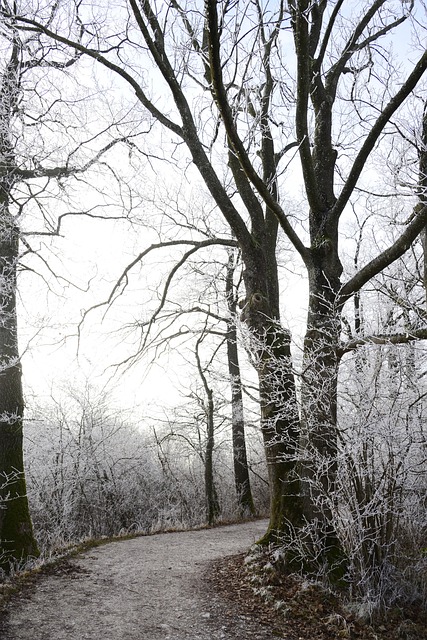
[195, 339, 220, 525]
[419, 105, 427, 307]
[226, 319, 256, 517]
[204, 384, 220, 525]
[0, 212, 39, 569]
[422, 226, 427, 307]
[225, 252, 256, 517]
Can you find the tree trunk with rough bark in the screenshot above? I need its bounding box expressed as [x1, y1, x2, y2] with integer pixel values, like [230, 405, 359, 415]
[240, 252, 302, 543]
[204, 383, 220, 525]
[0, 212, 39, 569]
[0, 42, 39, 570]
[299, 241, 346, 576]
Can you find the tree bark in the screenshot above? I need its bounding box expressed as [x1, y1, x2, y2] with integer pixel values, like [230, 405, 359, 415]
[240, 254, 302, 544]
[0, 41, 39, 570]
[225, 254, 256, 517]
[204, 384, 220, 526]
[195, 339, 220, 525]
[0, 213, 39, 569]
[418, 104, 427, 308]
[299, 246, 346, 576]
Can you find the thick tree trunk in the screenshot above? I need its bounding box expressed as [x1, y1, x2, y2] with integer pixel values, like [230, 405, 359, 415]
[298, 241, 347, 577]
[258, 323, 302, 543]
[0, 213, 39, 570]
[241, 259, 302, 544]
[0, 38, 38, 570]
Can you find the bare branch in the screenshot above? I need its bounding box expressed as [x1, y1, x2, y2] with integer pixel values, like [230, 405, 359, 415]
[205, 0, 309, 262]
[288, 0, 322, 214]
[14, 137, 130, 181]
[11, 12, 184, 137]
[332, 48, 427, 220]
[339, 329, 427, 357]
[78, 237, 237, 328]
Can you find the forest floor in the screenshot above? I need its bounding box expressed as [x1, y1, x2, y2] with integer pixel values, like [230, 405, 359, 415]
[0, 518, 426, 640]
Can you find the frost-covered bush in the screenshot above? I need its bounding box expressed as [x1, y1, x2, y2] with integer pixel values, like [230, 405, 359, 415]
[335, 343, 427, 615]
[23, 385, 208, 551]
[23, 382, 265, 553]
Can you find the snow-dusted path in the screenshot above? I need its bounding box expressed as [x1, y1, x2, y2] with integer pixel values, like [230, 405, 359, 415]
[1, 520, 276, 640]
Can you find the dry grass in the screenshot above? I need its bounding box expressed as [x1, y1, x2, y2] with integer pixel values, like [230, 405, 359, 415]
[208, 551, 427, 640]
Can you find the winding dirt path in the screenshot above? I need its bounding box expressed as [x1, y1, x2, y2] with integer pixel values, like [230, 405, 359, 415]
[1, 519, 277, 640]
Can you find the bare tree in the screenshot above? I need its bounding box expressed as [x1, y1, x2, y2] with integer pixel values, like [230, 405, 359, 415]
[225, 250, 256, 517]
[16, 1, 427, 580]
[96, 201, 258, 519]
[193, 332, 221, 524]
[138, 245, 257, 521]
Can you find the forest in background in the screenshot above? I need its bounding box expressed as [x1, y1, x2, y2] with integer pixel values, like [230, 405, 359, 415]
[0, 0, 426, 623]
[24, 381, 270, 551]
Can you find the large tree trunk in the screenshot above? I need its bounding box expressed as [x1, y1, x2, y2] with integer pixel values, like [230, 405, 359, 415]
[0, 212, 39, 569]
[299, 234, 347, 577]
[241, 254, 302, 544]
[0, 41, 39, 568]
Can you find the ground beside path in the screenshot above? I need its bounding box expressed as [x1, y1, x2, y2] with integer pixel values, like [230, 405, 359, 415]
[0, 519, 278, 640]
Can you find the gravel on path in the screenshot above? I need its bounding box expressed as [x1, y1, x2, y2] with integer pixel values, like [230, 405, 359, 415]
[0, 519, 281, 640]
